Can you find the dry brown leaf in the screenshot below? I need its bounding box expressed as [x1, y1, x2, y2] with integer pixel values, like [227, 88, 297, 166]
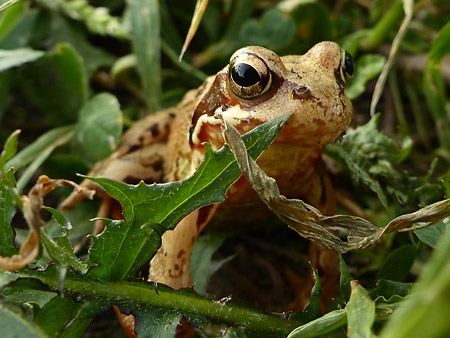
[221, 117, 450, 253]
[0, 176, 95, 270]
[179, 0, 209, 61]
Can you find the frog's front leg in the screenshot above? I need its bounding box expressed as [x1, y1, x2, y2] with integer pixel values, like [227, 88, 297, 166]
[149, 204, 218, 288]
[60, 109, 175, 212]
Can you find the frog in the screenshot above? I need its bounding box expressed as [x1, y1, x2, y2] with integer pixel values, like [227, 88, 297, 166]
[61, 41, 354, 319]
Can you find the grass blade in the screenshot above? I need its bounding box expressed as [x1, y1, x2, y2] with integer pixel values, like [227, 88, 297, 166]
[127, 0, 161, 113]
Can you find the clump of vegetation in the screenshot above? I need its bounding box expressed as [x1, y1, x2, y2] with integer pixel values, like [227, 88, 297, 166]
[0, 0, 449, 337]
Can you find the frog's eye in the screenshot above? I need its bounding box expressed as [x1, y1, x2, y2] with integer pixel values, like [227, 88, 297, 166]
[228, 53, 272, 99]
[339, 50, 354, 85]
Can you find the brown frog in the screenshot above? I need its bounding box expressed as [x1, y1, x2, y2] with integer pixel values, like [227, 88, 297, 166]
[62, 41, 353, 313]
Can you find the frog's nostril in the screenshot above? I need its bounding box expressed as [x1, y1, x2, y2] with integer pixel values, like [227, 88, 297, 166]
[292, 86, 311, 100]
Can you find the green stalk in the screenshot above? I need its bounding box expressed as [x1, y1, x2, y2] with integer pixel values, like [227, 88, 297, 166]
[360, 0, 404, 51]
[388, 66, 408, 133]
[19, 270, 303, 335]
[404, 81, 432, 150]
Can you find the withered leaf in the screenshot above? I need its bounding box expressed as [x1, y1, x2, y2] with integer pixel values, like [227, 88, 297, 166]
[221, 116, 450, 253]
[0, 176, 94, 270]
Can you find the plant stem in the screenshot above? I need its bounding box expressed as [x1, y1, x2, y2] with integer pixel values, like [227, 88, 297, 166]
[19, 270, 303, 335]
[360, 0, 404, 51]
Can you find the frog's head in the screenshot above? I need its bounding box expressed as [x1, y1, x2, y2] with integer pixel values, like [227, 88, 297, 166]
[191, 42, 354, 149]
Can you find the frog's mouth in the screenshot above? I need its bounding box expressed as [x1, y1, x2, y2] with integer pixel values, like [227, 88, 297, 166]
[189, 108, 251, 151]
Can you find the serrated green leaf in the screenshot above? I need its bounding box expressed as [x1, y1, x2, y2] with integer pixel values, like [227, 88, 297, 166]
[325, 114, 412, 208]
[87, 114, 290, 281]
[346, 281, 375, 338]
[42, 206, 72, 231]
[377, 244, 417, 282]
[39, 207, 87, 277]
[75, 93, 123, 161]
[40, 231, 88, 275]
[287, 309, 347, 338]
[346, 54, 386, 99]
[0, 48, 45, 73]
[0, 302, 48, 338]
[88, 218, 160, 281]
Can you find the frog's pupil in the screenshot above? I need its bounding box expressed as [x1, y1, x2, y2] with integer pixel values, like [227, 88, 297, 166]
[344, 52, 354, 77]
[232, 63, 260, 87]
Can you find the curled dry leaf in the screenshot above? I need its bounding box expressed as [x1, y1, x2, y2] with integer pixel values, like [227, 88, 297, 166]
[0, 175, 95, 270]
[221, 117, 450, 253]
